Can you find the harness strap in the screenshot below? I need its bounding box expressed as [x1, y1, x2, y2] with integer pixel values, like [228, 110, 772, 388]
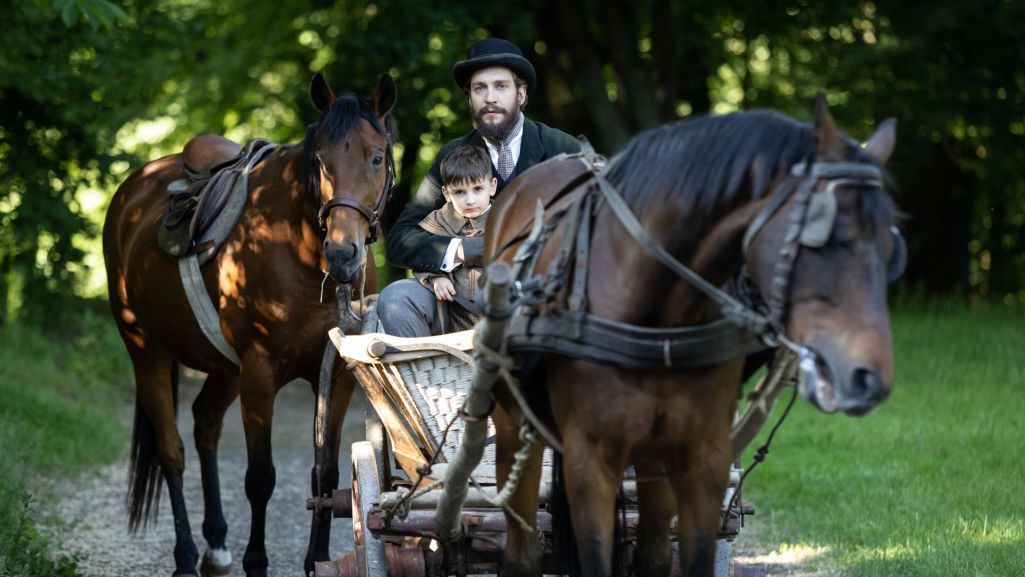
[506, 311, 766, 371]
[179, 254, 240, 365]
[584, 157, 776, 340]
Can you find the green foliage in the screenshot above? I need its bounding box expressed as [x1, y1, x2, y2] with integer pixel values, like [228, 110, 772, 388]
[1, 0, 1023, 311]
[0, 304, 131, 577]
[741, 303, 1025, 575]
[51, 0, 129, 30]
[0, 478, 81, 577]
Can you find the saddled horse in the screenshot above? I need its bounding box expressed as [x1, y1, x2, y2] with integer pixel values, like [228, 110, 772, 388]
[103, 73, 396, 577]
[483, 95, 902, 576]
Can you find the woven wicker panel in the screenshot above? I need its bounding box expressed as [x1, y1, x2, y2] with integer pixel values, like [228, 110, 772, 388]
[395, 355, 497, 468]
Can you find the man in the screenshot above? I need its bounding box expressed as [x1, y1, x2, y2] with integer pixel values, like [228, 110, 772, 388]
[379, 37, 580, 336]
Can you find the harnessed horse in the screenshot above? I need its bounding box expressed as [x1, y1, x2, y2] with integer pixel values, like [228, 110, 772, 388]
[483, 95, 903, 576]
[103, 73, 396, 577]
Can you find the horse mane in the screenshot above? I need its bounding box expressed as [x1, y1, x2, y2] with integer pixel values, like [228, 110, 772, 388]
[302, 93, 394, 207]
[605, 109, 898, 232]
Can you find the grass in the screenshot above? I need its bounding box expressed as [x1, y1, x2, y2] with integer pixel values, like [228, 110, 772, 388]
[0, 303, 133, 577]
[740, 301, 1025, 576]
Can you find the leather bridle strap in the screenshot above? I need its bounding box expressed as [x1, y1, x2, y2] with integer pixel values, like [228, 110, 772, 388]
[316, 148, 395, 245]
[582, 154, 777, 340]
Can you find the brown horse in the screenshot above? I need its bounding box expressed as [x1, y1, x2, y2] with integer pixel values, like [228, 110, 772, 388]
[103, 73, 396, 577]
[483, 96, 901, 576]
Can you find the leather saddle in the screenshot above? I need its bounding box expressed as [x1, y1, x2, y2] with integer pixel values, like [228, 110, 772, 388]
[158, 135, 268, 262]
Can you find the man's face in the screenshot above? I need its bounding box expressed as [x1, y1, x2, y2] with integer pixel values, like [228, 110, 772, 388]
[442, 176, 498, 219]
[468, 67, 526, 142]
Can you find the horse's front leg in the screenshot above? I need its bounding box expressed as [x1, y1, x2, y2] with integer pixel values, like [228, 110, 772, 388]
[494, 402, 545, 577]
[304, 366, 357, 575]
[670, 441, 732, 577]
[192, 372, 240, 577]
[238, 357, 279, 577]
[559, 427, 623, 577]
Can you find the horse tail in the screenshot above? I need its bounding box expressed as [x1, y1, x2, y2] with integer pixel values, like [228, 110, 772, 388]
[550, 452, 582, 576]
[127, 361, 179, 533]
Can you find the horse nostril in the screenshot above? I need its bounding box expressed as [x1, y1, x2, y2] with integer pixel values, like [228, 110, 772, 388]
[849, 367, 884, 400]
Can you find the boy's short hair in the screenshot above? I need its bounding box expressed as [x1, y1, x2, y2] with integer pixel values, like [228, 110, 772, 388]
[440, 145, 493, 187]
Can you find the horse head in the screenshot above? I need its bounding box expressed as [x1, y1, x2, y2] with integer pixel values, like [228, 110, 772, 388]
[743, 94, 902, 415]
[306, 73, 396, 284]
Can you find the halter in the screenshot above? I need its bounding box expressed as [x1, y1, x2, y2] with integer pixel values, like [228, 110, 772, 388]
[315, 143, 395, 245]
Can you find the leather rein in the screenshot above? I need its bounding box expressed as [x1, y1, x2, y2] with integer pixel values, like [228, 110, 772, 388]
[315, 141, 395, 245]
[500, 144, 889, 368]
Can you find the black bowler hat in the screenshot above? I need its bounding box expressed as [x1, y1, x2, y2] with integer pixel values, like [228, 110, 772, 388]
[452, 38, 537, 94]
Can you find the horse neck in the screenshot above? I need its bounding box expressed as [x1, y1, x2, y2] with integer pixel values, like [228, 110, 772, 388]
[586, 193, 762, 327]
[248, 144, 327, 280]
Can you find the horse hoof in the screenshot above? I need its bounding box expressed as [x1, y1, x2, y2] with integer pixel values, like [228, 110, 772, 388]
[200, 548, 233, 577]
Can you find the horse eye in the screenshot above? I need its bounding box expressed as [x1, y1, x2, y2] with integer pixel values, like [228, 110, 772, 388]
[372, 152, 385, 167]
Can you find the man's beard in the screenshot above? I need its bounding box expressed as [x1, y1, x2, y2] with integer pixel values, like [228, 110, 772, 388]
[473, 106, 520, 144]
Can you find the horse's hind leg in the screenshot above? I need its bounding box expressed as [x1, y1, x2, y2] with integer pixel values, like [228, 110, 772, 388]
[304, 368, 357, 575]
[192, 372, 240, 576]
[130, 350, 201, 576]
[632, 460, 676, 577]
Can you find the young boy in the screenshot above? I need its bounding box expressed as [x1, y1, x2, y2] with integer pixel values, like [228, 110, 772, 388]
[411, 145, 497, 334]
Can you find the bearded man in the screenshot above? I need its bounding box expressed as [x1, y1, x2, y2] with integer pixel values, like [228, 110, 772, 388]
[380, 37, 580, 337]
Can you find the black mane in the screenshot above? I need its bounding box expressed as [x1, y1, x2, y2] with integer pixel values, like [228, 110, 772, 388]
[606, 110, 813, 219]
[606, 109, 897, 232]
[302, 93, 394, 207]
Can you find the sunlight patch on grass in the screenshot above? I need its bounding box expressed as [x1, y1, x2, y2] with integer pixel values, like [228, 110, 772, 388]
[740, 541, 830, 567]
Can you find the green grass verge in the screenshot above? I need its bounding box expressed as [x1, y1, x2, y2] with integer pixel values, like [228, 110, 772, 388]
[741, 301, 1025, 576]
[0, 304, 133, 577]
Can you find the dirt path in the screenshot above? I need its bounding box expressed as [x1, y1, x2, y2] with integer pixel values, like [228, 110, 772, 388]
[43, 373, 368, 577]
[41, 371, 810, 577]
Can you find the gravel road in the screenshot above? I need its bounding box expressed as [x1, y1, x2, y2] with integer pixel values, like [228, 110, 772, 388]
[41, 370, 806, 577]
[43, 372, 368, 577]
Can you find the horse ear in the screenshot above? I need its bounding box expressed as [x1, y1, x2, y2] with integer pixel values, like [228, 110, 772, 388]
[812, 90, 845, 161]
[310, 73, 335, 115]
[374, 74, 397, 119]
[863, 118, 897, 165]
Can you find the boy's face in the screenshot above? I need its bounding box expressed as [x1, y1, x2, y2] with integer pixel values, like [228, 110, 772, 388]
[442, 176, 498, 219]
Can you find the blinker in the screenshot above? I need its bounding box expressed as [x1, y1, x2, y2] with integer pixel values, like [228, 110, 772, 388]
[799, 190, 837, 248]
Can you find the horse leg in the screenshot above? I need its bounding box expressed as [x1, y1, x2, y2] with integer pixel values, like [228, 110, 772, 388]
[192, 372, 240, 576]
[304, 369, 357, 574]
[632, 459, 676, 577]
[560, 429, 622, 577]
[131, 351, 201, 576]
[669, 444, 731, 577]
[494, 404, 545, 577]
[238, 358, 278, 577]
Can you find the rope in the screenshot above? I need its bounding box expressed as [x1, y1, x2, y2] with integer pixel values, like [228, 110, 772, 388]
[722, 383, 799, 533]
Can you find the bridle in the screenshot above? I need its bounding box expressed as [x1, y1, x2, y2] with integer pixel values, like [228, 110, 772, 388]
[315, 140, 395, 245]
[740, 160, 891, 334]
[584, 149, 897, 348]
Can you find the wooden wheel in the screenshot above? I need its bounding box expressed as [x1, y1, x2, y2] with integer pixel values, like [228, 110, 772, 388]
[364, 408, 391, 490]
[351, 441, 388, 577]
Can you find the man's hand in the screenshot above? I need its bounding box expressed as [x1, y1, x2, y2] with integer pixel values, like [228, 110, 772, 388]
[431, 277, 457, 301]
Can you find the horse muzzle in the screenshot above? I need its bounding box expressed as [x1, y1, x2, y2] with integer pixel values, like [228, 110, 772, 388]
[324, 240, 364, 284]
[796, 336, 892, 416]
